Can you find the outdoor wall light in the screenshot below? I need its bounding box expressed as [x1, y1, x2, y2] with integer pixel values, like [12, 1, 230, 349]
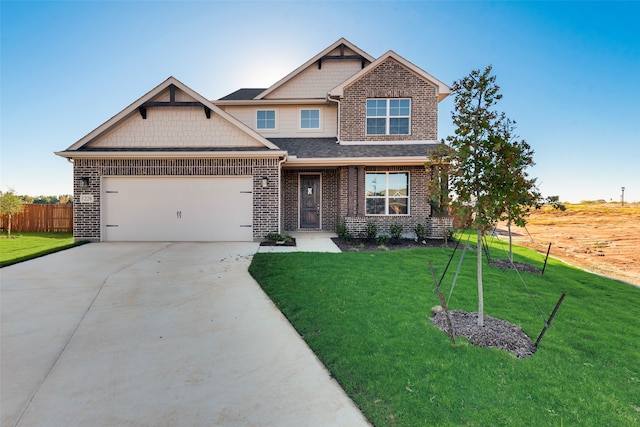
[262, 177, 269, 188]
[78, 177, 90, 187]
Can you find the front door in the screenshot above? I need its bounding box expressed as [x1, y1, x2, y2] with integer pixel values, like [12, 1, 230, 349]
[300, 174, 320, 229]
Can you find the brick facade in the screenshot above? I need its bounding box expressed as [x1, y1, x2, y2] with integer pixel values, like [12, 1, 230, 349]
[62, 42, 450, 243]
[281, 168, 339, 232]
[281, 165, 444, 239]
[334, 165, 435, 237]
[72, 158, 279, 242]
[426, 216, 454, 240]
[340, 58, 438, 142]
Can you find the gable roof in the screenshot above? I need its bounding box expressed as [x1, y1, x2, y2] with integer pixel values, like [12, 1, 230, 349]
[58, 77, 280, 155]
[218, 88, 267, 101]
[328, 50, 451, 102]
[254, 38, 375, 100]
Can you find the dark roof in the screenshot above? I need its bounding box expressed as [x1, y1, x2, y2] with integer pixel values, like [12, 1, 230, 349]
[218, 88, 266, 101]
[268, 138, 437, 159]
[70, 139, 435, 159]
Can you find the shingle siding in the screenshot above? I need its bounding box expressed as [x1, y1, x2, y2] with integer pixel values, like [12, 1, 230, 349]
[267, 60, 364, 99]
[85, 107, 264, 149]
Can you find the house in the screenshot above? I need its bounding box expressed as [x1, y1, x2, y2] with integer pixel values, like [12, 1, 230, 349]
[56, 38, 452, 242]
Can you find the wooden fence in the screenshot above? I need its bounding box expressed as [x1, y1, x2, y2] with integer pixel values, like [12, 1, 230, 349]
[0, 204, 73, 232]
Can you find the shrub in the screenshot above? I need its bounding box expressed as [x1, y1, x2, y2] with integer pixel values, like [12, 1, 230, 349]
[264, 231, 293, 243]
[413, 223, 427, 241]
[336, 221, 354, 242]
[376, 234, 389, 245]
[389, 223, 403, 239]
[365, 221, 378, 241]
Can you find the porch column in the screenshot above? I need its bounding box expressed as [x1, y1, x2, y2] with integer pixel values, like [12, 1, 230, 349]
[348, 166, 356, 216]
[357, 166, 366, 216]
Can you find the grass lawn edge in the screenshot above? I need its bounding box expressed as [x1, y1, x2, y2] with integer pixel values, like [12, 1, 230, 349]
[0, 240, 91, 268]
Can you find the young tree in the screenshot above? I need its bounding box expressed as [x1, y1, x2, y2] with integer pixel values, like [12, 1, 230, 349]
[492, 118, 540, 262]
[443, 65, 538, 326]
[1, 189, 24, 237]
[425, 142, 454, 216]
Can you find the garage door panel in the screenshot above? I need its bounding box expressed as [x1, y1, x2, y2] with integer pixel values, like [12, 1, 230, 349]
[103, 177, 253, 242]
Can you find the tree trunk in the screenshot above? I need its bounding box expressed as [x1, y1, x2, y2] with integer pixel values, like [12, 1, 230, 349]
[7, 214, 12, 238]
[508, 217, 513, 263]
[477, 228, 484, 327]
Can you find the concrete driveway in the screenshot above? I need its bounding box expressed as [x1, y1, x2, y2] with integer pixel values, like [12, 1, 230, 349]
[1, 242, 370, 427]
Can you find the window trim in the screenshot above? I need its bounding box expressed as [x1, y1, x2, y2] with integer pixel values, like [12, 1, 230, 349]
[366, 98, 411, 135]
[256, 109, 277, 131]
[365, 171, 410, 216]
[299, 108, 321, 130]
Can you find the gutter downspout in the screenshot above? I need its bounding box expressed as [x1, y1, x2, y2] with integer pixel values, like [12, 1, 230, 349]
[326, 94, 341, 143]
[277, 154, 288, 233]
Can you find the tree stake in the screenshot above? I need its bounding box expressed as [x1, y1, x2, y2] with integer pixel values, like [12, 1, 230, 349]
[535, 292, 566, 348]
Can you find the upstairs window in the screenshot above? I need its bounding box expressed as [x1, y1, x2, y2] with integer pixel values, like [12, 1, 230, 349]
[256, 110, 276, 129]
[365, 172, 409, 215]
[300, 109, 320, 129]
[366, 99, 411, 135]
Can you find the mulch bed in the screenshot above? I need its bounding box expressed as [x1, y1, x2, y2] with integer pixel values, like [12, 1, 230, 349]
[489, 258, 541, 274]
[332, 237, 453, 252]
[430, 310, 536, 358]
[259, 238, 297, 247]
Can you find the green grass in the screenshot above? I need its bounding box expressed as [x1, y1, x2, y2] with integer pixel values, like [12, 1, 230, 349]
[249, 233, 640, 426]
[0, 232, 87, 267]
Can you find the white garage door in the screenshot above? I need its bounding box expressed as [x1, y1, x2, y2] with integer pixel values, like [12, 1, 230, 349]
[102, 177, 253, 242]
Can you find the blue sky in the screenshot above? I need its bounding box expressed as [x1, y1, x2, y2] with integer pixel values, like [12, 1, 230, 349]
[1, 0, 638, 203]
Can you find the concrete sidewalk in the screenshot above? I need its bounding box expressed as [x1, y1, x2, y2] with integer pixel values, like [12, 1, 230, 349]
[257, 231, 342, 253]
[1, 242, 369, 427]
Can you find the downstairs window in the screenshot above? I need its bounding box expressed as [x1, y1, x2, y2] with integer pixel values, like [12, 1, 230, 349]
[365, 172, 409, 215]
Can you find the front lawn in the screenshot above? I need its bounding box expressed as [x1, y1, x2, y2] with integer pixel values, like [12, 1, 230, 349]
[0, 232, 86, 267]
[249, 235, 640, 426]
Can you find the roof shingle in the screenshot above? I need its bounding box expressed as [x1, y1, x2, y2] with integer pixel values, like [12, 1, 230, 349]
[268, 138, 437, 159]
[218, 88, 266, 101]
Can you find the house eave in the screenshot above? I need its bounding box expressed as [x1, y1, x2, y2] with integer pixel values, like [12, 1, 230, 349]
[213, 98, 329, 106]
[282, 156, 429, 167]
[255, 38, 375, 99]
[328, 50, 451, 102]
[64, 77, 280, 151]
[339, 139, 439, 146]
[55, 150, 287, 160]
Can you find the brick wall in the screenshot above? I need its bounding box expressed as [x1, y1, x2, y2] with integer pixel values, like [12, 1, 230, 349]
[426, 216, 454, 240]
[73, 160, 101, 241]
[336, 165, 444, 238]
[281, 168, 339, 232]
[340, 57, 438, 142]
[281, 170, 298, 231]
[72, 157, 279, 241]
[322, 169, 339, 231]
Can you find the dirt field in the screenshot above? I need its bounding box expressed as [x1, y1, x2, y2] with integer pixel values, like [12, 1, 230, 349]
[496, 203, 640, 286]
